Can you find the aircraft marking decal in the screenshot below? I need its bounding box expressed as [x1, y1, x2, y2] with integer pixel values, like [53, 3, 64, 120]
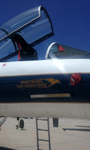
[17, 78, 60, 88]
[2, 63, 6, 67]
[31, 93, 70, 98]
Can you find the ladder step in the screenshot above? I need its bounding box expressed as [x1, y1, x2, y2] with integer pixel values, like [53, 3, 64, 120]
[38, 129, 48, 131]
[39, 139, 49, 142]
[36, 118, 48, 121]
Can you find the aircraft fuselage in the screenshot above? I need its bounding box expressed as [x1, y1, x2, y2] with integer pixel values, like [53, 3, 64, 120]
[0, 59, 90, 119]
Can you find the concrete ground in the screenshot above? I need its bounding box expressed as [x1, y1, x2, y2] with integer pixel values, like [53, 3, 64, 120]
[0, 117, 90, 150]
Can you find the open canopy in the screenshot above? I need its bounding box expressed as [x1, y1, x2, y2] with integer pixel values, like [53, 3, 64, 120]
[0, 6, 54, 61]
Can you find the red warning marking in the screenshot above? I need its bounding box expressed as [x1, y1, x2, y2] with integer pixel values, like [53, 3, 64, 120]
[3, 63, 6, 67]
[58, 46, 65, 52]
[70, 73, 81, 86]
[15, 42, 21, 61]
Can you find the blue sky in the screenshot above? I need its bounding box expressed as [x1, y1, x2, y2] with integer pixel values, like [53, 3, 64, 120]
[0, 0, 90, 60]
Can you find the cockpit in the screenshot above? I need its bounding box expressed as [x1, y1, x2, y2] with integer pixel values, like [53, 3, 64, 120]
[0, 6, 90, 62]
[45, 42, 90, 59]
[0, 6, 54, 62]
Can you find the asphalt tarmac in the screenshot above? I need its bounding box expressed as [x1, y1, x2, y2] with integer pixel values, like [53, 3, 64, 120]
[0, 117, 90, 150]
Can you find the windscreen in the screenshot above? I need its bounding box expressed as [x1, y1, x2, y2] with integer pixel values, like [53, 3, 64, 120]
[0, 30, 15, 60]
[0, 7, 39, 34]
[45, 42, 90, 59]
[0, 6, 54, 61]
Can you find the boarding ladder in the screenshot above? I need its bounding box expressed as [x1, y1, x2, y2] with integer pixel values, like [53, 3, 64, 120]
[36, 118, 51, 150]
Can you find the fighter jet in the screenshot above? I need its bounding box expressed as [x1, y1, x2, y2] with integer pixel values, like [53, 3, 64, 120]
[0, 6, 90, 128]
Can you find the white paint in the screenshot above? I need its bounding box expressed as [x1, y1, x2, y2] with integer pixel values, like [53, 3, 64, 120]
[0, 103, 90, 119]
[45, 42, 56, 59]
[30, 93, 70, 98]
[0, 59, 90, 77]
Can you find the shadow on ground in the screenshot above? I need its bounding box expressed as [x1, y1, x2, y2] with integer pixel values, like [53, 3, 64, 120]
[0, 146, 16, 150]
[62, 128, 90, 132]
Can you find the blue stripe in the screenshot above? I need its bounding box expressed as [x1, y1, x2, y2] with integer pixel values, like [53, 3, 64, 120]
[0, 74, 90, 103]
